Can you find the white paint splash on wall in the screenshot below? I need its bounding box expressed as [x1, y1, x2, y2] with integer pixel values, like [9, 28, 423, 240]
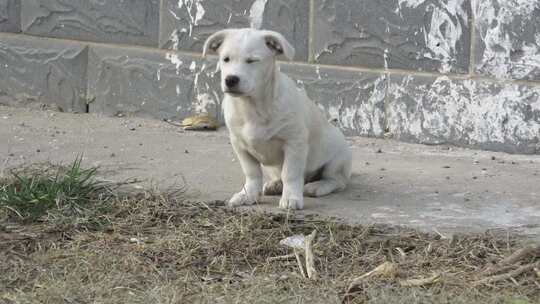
[388, 75, 540, 147]
[323, 75, 386, 136]
[190, 62, 222, 118]
[194, 2, 206, 24]
[165, 27, 184, 76]
[383, 48, 389, 70]
[177, 0, 206, 36]
[365, 76, 386, 136]
[317, 1, 468, 74]
[474, 0, 540, 79]
[169, 28, 180, 50]
[166, 52, 183, 75]
[193, 93, 216, 114]
[422, 0, 467, 73]
[249, 0, 268, 29]
[397, 0, 425, 9]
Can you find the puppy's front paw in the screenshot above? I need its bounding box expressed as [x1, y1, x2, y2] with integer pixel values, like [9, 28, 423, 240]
[228, 191, 259, 207]
[279, 196, 304, 210]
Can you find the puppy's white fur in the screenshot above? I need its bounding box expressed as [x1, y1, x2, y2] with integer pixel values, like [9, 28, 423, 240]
[203, 28, 352, 210]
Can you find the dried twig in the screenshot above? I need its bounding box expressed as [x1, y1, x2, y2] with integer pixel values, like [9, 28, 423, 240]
[395, 247, 406, 258]
[347, 263, 396, 289]
[354, 262, 398, 283]
[433, 228, 449, 240]
[481, 245, 540, 276]
[305, 230, 318, 280]
[498, 245, 539, 265]
[358, 225, 371, 239]
[293, 249, 307, 278]
[473, 263, 539, 286]
[343, 262, 398, 303]
[400, 273, 442, 287]
[266, 254, 296, 262]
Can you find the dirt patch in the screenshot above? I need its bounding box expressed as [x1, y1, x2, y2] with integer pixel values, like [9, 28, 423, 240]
[0, 161, 538, 303]
[1, 196, 539, 303]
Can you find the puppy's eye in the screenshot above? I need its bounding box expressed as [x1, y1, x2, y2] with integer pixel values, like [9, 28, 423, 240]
[223, 57, 230, 63]
[246, 58, 259, 64]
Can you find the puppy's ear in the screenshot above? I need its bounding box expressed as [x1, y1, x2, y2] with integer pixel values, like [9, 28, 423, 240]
[202, 30, 232, 57]
[262, 31, 295, 61]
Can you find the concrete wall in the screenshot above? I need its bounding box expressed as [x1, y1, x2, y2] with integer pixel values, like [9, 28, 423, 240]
[0, 0, 539, 154]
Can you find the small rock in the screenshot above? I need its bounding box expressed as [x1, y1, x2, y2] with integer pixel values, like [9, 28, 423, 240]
[8, 153, 14, 157]
[185, 149, 189, 154]
[365, 162, 370, 165]
[110, 153, 116, 157]
[279, 235, 306, 249]
[376, 148, 383, 153]
[491, 156, 496, 161]
[443, 165, 451, 169]
[127, 123, 137, 131]
[380, 168, 386, 171]
[472, 176, 478, 180]
[129, 237, 144, 244]
[36, 149, 40, 153]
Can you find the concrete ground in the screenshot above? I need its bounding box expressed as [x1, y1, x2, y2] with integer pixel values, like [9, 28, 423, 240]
[1, 106, 539, 238]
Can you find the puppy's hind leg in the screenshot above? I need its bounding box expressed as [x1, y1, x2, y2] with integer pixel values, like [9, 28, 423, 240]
[263, 166, 283, 196]
[304, 149, 352, 197]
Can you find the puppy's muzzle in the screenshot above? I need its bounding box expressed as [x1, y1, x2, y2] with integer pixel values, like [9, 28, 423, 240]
[225, 75, 240, 91]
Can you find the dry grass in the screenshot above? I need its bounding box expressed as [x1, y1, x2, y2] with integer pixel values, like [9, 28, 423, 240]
[0, 164, 539, 303]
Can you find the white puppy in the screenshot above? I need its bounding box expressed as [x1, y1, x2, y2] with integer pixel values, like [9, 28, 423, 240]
[203, 28, 352, 210]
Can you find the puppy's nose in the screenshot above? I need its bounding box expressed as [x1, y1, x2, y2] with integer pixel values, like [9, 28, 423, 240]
[225, 75, 240, 88]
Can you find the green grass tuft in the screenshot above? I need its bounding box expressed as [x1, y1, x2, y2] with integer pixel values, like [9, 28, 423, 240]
[0, 157, 107, 224]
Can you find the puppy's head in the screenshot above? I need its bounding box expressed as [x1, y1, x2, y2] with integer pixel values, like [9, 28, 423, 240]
[203, 28, 295, 97]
